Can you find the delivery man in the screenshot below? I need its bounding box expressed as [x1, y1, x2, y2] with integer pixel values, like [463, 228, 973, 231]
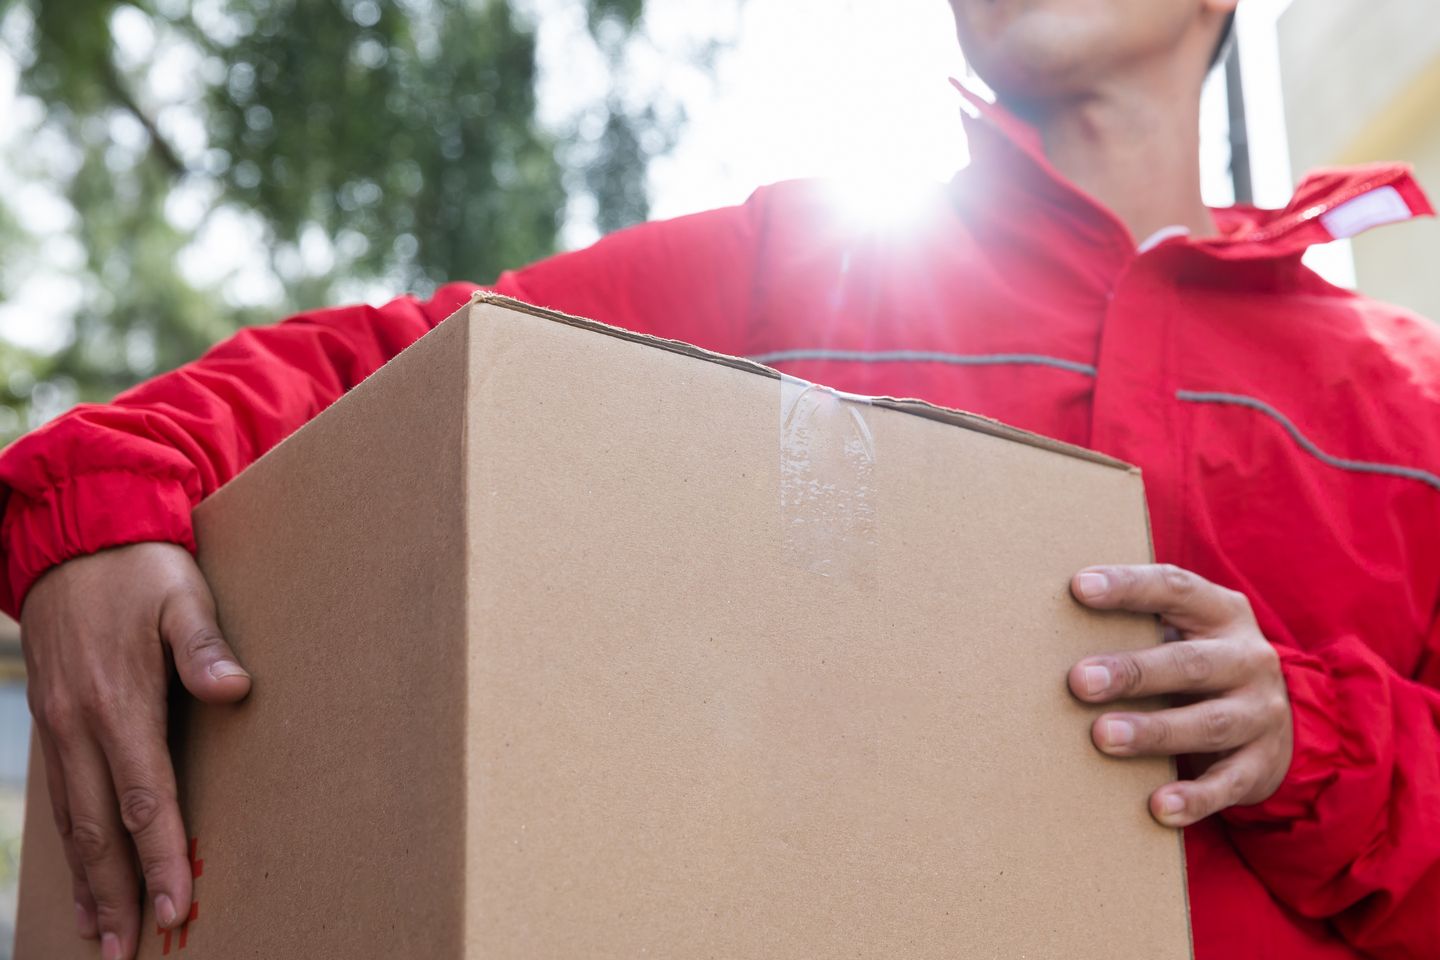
[6, 0, 1440, 957]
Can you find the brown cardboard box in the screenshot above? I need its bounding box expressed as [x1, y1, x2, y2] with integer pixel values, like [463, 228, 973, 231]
[16, 293, 1191, 958]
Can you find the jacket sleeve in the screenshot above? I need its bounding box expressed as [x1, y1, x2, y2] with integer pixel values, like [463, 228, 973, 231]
[0, 281, 478, 617]
[1223, 632, 1440, 959]
[487, 190, 767, 357]
[0, 188, 771, 619]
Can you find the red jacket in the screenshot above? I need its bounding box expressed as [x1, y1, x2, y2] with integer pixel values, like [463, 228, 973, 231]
[5, 92, 1440, 958]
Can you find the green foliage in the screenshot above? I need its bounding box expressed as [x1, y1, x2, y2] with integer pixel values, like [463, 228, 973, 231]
[206, 0, 565, 292]
[0, 0, 695, 443]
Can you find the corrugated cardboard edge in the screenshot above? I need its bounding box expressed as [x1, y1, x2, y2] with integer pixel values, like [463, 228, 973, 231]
[459, 309, 480, 959]
[470, 291, 1141, 475]
[1139, 493, 1198, 960]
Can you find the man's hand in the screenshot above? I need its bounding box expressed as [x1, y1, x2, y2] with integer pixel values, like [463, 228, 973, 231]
[1067, 564, 1292, 828]
[21, 543, 252, 960]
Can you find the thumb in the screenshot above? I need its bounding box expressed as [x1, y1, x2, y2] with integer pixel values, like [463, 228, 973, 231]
[160, 587, 252, 704]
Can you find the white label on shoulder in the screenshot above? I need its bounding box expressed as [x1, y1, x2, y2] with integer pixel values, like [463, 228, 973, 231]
[1319, 185, 1413, 239]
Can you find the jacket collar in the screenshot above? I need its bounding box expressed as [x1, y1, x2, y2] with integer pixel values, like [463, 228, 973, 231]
[949, 79, 1435, 261]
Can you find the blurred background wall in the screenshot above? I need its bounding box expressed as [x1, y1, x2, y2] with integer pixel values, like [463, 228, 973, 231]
[1280, 0, 1440, 320]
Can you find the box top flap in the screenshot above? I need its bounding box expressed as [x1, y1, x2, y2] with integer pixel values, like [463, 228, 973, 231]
[471, 292, 1138, 474]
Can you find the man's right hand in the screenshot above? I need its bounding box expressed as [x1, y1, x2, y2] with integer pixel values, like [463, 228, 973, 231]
[20, 542, 252, 960]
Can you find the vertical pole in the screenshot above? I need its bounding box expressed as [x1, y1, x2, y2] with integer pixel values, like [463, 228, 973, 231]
[1225, 33, 1253, 205]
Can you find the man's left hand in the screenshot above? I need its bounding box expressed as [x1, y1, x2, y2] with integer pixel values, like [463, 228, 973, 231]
[1067, 564, 1293, 828]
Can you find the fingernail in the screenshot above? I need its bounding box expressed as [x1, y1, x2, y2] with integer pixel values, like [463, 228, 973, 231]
[209, 660, 249, 681]
[74, 901, 90, 935]
[1103, 718, 1134, 747]
[1082, 664, 1112, 696]
[1076, 571, 1109, 599]
[156, 893, 177, 927]
[1161, 793, 1185, 816]
[101, 932, 123, 960]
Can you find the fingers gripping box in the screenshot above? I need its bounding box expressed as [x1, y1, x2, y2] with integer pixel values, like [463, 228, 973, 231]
[16, 293, 1191, 958]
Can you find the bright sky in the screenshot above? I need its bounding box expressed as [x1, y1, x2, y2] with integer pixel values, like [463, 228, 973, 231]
[0, 0, 1321, 355]
[618, 0, 972, 225]
[544, 0, 1295, 233]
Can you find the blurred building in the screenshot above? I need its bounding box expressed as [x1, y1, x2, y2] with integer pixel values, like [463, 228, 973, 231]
[1279, 0, 1440, 321]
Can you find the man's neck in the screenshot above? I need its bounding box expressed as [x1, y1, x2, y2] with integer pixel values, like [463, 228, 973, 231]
[1015, 81, 1216, 245]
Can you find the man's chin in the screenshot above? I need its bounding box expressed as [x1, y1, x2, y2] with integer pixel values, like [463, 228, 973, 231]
[968, 48, 1097, 107]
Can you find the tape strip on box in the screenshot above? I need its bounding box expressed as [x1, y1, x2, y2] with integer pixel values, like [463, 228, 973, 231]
[779, 374, 878, 588]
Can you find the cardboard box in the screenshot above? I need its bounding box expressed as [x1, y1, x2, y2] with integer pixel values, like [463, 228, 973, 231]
[16, 294, 1191, 958]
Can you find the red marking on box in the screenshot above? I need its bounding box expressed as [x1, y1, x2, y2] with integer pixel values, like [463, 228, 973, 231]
[156, 838, 204, 954]
[179, 903, 198, 948]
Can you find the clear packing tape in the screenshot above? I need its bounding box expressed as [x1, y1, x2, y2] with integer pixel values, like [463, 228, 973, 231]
[779, 375, 878, 589]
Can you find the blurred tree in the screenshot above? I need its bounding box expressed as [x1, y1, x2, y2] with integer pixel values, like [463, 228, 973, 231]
[0, 0, 698, 442]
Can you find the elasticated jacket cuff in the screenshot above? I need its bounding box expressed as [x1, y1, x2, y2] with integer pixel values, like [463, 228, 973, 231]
[0, 469, 196, 619]
[1224, 644, 1343, 826]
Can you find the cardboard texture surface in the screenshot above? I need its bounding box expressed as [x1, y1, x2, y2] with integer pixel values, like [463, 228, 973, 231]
[16, 294, 1192, 958]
